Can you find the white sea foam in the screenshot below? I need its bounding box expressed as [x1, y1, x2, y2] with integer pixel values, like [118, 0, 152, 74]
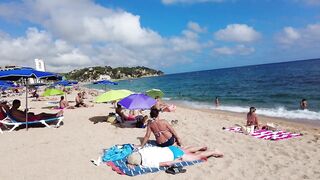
[218, 106, 320, 120]
[172, 100, 320, 121]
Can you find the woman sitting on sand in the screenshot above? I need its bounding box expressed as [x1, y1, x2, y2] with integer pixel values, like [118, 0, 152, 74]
[247, 107, 259, 129]
[59, 96, 74, 109]
[140, 108, 182, 147]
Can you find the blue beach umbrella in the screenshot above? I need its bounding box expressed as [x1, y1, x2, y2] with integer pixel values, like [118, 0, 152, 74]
[0, 67, 60, 130]
[118, 93, 156, 110]
[93, 80, 118, 91]
[54, 80, 74, 86]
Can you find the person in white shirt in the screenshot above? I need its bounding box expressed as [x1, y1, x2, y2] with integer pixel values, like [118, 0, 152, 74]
[126, 145, 223, 168]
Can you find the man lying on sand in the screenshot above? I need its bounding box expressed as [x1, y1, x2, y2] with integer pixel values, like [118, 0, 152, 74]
[9, 99, 63, 122]
[127, 145, 223, 169]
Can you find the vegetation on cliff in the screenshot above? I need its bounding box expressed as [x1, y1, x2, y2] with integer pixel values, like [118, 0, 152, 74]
[62, 66, 164, 82]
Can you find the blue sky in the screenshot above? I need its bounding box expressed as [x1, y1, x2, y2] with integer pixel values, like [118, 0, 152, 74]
[0, 0, 319, 73]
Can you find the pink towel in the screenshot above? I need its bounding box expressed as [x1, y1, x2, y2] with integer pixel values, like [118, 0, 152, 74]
[224, 127, 302, 141]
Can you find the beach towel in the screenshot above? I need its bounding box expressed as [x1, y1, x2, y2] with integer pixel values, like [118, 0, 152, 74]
[224, 126, 302, 141]
[102, 144, 133, 162]
[104, 144, 204, 176]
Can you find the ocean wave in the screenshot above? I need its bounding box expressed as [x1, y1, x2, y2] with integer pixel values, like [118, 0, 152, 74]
[218, 106, 320, 120]
[172, 100, 320, 121]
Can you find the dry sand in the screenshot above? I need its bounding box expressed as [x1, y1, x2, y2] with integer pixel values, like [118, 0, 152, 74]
[0, 91, 319, 180]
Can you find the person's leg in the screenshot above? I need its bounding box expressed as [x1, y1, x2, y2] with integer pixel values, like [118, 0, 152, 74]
[37, 110, 63, 119]
[182, 146, 208, 153]
[181, 150, 223, 161]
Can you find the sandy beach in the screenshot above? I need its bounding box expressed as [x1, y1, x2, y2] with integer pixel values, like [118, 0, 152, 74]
[0, 91, 319, 180]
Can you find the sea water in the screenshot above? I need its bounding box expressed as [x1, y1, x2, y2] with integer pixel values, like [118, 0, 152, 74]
[91, 59, 320, 121]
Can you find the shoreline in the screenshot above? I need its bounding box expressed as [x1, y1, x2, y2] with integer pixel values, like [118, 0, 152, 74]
[1, 90, 319, 179]
[172, 101, 320, 135]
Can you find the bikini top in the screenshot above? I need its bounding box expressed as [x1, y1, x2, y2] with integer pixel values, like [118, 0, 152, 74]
[150, 119, 169, 138]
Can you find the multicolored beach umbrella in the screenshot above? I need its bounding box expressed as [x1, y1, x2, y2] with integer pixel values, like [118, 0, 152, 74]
[95, 89, 133, 103]
[146, 89, 164, 98]
[118, 93, 156, 110]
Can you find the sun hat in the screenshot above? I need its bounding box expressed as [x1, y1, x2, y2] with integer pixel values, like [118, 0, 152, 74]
[127, 152, 142, 165]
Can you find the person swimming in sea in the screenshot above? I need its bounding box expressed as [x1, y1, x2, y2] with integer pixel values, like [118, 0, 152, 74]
[300, 99, 308, 110]
[214, 96, 220, 108]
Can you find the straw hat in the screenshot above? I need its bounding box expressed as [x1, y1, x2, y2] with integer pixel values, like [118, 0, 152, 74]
[127, 152, 142, 165]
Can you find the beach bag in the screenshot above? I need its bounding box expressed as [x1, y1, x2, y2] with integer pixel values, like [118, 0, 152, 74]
[107, 113, 117, 124]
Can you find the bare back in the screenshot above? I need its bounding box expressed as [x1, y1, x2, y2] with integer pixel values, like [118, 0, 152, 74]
[149, 119, 172, 144]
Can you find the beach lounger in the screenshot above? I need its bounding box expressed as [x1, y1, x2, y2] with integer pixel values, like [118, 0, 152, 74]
[0, 108, 64, 133]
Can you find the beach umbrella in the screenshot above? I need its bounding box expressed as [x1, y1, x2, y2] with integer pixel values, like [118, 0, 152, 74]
[93, 80, 118, 91]
[53, 80, 75, 86]
[42, 88, 64, 97]
[118, 93, 156, 110]
[0, 67, 60, 130]
[146, 89, 164, 98]
[95, 89, 133, 103]
[93, 80, 118, 85]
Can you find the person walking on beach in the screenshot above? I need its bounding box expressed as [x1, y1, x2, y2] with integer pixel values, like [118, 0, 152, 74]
[140, 108, 182, 147]
[300, 99, 308, 110]
[215, 97, 220, 108]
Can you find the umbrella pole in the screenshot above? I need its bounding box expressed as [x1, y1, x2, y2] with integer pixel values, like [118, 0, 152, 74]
[25, 78, 29, 130]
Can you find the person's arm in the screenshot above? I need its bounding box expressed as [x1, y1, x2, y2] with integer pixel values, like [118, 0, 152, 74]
[255, 114, 259, 128]
[159, 158, 183, 167]
[166, 121, 182, 146]
[140, 123, 152, 147]
[246, 114, 251, 126]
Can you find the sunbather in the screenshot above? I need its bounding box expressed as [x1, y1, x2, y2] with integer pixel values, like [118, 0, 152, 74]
[115, 103, 135, 121]
[140, 108, 182, 147]
[247, 107, 259, 129]
[75, 92, 88, 107]
[9, 99, 63, 122]
[59, 96, 74, 109]
[127, 145, 223, 168]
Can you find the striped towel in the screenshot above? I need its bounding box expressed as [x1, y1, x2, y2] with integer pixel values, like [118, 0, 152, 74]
[224, 127, 302, 141]
[104, 144, 204, 176]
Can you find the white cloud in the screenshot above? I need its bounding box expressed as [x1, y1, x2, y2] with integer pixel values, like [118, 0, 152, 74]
[276, 27, 301, 45]
[162, 0, 227, 5]
[187, 21, 207, 33]
[276, 23, 320, 47]
[0, 0, 163, 46]
[214, 45, 255, 55]
[215, 24, 261, 42]
[0, 0, 209, 72]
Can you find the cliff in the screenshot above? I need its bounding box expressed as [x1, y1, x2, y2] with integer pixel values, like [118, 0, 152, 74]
[62, 66, 164, 82]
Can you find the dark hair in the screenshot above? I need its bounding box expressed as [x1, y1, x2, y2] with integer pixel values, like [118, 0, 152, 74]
[61, 96, 64, 100]
[12, 99, 20, 106]
[301, 99, 307, 102]
[150, 108, 159, 118]
[117, 103, 121, 109]
[250, 107, 256, 111]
